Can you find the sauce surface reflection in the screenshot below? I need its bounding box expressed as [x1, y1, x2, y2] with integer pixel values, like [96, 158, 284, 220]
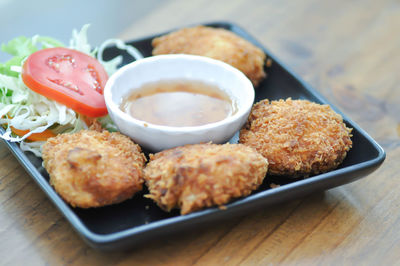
[121, 79, 236, 127]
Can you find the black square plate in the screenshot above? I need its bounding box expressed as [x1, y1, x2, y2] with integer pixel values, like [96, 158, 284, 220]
[1, 22, 385, 250]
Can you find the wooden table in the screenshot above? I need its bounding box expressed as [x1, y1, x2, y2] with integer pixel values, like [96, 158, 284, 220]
[1, 0, 399, 264]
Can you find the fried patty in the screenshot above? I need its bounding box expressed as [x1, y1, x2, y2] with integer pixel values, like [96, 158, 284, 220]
[152, 26, 267, 86]
[42, 130, 146, 208]
[144, 143, 268, 215]
[239, 98, 352, 177]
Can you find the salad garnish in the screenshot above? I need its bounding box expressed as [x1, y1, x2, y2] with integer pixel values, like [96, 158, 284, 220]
[0, 24, 143, 156]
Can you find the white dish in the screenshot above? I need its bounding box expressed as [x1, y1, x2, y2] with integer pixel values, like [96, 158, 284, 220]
[104, 54, 255, 152]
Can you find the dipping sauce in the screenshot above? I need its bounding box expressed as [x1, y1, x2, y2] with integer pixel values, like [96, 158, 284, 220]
[120, 79, 236, 127]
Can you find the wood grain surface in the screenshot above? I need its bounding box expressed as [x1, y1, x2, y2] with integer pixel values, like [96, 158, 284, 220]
[1, 0, 399, 265]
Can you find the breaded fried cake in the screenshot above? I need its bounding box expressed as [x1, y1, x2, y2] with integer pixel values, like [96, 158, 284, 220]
[144, 143, 268, 215]
[152, 26, 267, 86]
[239, 98, 352, 177]
[42, 130, 146, 208]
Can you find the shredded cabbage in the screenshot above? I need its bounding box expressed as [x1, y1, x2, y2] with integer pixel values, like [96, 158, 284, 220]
[0, 24, 143, 157]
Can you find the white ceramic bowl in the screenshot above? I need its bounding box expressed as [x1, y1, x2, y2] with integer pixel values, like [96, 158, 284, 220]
[104, 54, 255, 152]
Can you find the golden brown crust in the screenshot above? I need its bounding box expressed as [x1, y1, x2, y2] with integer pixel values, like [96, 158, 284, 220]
[239, 98, 353, 177]
[152, 26, 266, 87]
[144, 143, 268, 215]
[42, 130, 146, 208]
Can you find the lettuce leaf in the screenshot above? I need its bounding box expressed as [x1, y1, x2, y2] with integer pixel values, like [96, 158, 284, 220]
[1, 36, 38, 56]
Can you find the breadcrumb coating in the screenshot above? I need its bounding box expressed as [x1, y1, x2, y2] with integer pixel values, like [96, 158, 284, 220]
[42, 130, 146, 208]
[239, 98, 352, 177]
[152, 26, 267, 86]
[144, 143, 268, 215]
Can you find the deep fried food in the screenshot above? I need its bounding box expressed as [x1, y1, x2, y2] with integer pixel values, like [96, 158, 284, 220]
[42, 129, 146, 208]
[239, 98, 352, 177]
[152, 26, 267, 86]
[144, 143, 268, 215]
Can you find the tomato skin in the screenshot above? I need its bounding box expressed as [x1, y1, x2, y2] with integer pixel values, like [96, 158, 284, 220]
[22, 47, 108, 117]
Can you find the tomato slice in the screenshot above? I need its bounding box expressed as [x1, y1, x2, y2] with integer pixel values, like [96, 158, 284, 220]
[22, 47, 108, 117]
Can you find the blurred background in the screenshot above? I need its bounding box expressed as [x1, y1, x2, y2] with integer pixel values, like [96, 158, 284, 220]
[0, 0, 162, 60]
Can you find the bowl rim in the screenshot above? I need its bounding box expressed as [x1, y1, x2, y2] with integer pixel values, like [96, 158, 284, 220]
[104, 54, 255, 133]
